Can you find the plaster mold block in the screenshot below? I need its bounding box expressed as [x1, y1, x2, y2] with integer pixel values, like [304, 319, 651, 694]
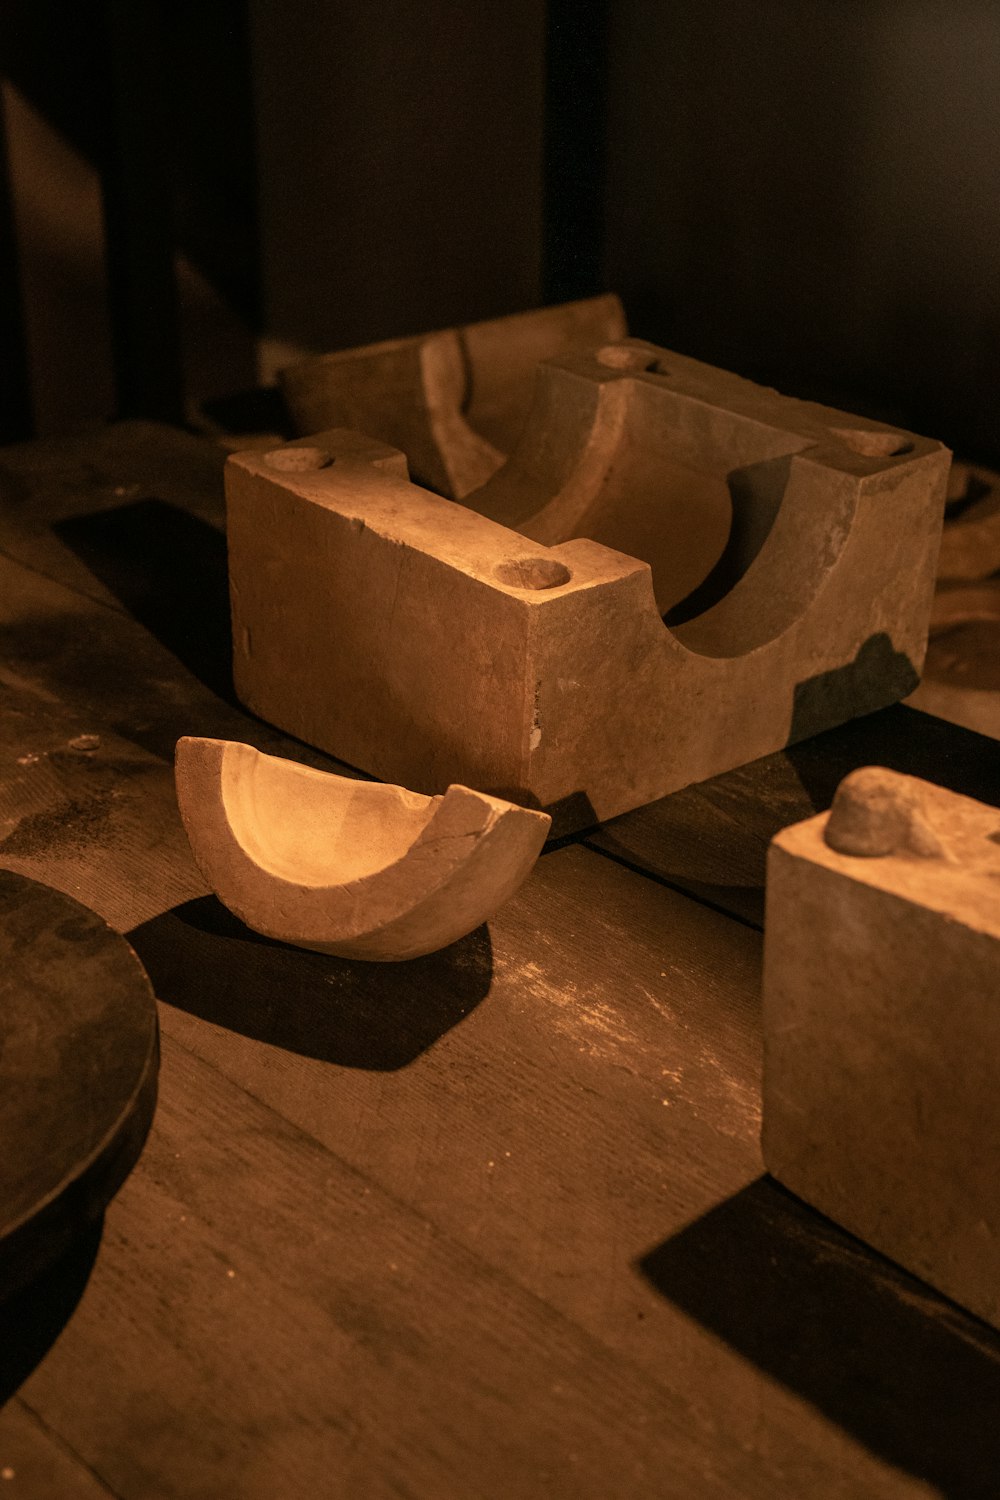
[279, 294, 627, 498]
[227, 340, 950, 832]
[175, 737, 550, 961]
[763, 766, 1000, 1329]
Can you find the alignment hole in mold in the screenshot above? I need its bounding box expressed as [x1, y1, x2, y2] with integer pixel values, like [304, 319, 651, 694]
[263, 446, 334, 472]
[829, 427, 915, 459]
[595, 343, 660, 374]
[494, 557, 572, 590]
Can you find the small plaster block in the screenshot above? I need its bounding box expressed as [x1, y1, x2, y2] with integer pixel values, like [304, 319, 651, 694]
[763, 766, 1000, 1328]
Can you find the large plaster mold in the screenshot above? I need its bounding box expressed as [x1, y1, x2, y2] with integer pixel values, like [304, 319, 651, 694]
[175, 737, 550, 961]
[227, 340, 950, 832]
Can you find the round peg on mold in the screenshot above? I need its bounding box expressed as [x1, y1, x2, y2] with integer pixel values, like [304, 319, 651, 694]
[824, 766, 945, 859]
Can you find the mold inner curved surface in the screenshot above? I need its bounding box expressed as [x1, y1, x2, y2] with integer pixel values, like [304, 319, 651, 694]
[221, 750, 439, 888]
[472, 367, 814, 623]
[471, 362, 909, 656]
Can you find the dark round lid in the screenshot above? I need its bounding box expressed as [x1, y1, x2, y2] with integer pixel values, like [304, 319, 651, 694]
[0, 870, 159, 1299]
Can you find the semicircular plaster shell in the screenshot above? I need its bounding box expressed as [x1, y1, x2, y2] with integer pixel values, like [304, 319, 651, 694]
[174, 737, 550, 961]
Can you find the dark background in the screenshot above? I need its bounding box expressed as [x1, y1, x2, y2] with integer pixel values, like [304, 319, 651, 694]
[2, 0, 998, 460]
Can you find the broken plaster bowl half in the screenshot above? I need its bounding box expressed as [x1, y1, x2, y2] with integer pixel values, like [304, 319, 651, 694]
[278, 293, 628, 500]
[174, 737, 551, 961]
[226, 339, 950, 831]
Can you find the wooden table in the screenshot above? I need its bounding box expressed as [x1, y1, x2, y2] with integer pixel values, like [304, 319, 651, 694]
[0, 422, 997, 1499]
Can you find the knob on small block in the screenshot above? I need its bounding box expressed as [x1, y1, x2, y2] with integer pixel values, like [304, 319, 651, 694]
[763, 767, 1000, 1329]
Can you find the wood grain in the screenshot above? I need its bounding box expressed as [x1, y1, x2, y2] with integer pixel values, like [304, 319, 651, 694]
[0, 1400, 117, 1497]
[0, 422, 994, 1498]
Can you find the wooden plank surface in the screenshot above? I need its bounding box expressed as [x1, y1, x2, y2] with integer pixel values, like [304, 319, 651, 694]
[0, 422, 997, 1498]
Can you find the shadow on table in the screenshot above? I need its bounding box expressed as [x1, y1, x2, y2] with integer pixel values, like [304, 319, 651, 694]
[786, 701, 1000, 818]
[128, 896, 493, 1070]
[640, 1176, 1000, 1500]
[54, 500, 234, 706]
[0, 1219, 103, 1406]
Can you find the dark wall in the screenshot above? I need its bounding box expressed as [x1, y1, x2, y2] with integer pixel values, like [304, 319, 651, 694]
[6, 1, 1000, 459]
[250, 0, 547, 351]
[604, 0, 1000, 456]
